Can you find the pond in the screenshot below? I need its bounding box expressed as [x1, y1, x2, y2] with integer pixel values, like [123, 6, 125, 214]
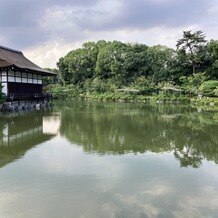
[0, 101, 218, 218]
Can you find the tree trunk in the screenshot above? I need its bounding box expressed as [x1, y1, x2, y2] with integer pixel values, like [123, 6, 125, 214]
[192, 64, 196, 75]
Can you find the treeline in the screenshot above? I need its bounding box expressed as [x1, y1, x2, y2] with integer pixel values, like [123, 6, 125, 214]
[48, 30, 218, 99]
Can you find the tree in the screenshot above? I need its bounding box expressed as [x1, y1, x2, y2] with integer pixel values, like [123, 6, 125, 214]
[179, 72, 207, 95]
[43, 68, 60, 85]
[176, 30, 207, 75]
[56, 37, 217, 97]
[204, 40, 218, 79]
[57, 57, 71, 85]
[57, 41, 105, 86]
[123, 43, 148, 83]
[95, 41, 127, 85]
[132, 76, 156, 94]
[145, 45, 176, 83]
[199, 80, 218, 97]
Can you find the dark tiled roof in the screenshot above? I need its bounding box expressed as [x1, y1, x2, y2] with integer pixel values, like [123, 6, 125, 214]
[0, 45, 56, 76]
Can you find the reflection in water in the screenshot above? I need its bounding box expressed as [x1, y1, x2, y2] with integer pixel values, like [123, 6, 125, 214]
[59, 102, 218, 168]
[0, 103, 218, 169]
[0, 110, 60, 168]
[43, 114, 61, 135]
[0, 101, 218, 218]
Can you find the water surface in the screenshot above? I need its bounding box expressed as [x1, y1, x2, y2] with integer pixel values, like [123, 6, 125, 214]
[0, 101, 218, 218]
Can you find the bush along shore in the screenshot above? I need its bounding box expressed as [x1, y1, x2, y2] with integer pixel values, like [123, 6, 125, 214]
[42, 30, 218, 108]
[45, 83, 218, 109]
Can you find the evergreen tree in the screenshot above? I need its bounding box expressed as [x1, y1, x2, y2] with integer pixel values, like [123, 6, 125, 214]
[176, 30, 207, 74]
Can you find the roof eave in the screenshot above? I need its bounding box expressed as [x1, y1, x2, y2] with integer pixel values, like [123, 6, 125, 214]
[0, 65, 57, 76]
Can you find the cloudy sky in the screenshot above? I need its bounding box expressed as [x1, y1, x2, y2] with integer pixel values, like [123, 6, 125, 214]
[0, 0, 217, 68]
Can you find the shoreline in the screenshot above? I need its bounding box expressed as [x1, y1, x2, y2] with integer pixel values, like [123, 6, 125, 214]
[52, 92, 218, 110]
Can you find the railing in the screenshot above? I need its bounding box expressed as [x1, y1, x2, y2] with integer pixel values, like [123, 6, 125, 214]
[6, 93, 52, 101]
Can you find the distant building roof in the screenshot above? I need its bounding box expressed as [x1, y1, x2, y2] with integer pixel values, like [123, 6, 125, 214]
[161, 86, 183, 92]
[117, 88, 140, 93]
[0, 45, 55, 76]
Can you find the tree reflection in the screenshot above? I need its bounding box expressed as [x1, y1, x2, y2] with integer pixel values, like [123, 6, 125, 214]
[59, 101, 218, 168]
[173, 145, 203, 168]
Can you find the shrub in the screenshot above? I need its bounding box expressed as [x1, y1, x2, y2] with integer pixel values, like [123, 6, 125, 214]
[214, 87, 218, 97]
[214, 100, 218, 107]
[199, 80, 218, 97]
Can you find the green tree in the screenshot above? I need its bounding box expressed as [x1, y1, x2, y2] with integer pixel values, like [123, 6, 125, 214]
[95, 41, 127, 85]
[57, 57, 71, 85]
[180, 72, 207, 95]
[204, 40, 218, 79]
[145, 45, 176, 83]
[122, 43, 148, 83]
[214, 87, 218, 97]
[176, 30, 207, 75]
[199, 80, 218, 97]
[171, 49, 192, 83]
[57, 41, 103, 85]
[66, 47, 95, 84]
[43, 68, 60, 85]
[55, 37, 217, 99]
[132, 76, 156, 94]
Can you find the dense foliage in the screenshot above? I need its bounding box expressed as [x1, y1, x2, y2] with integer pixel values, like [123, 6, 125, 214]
[51, 31, 218, 100]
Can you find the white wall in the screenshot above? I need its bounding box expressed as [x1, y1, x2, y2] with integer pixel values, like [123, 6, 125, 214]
[2, 83, 8, 95]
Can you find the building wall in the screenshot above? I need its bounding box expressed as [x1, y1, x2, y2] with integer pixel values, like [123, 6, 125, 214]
[8, 82, 42, 94]
[0, 70, 42, 84]
[2, 83, 7, 95]
[0, 69, 43, 96]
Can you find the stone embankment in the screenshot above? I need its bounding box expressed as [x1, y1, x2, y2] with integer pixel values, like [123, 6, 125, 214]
[0, 100, 53, 111]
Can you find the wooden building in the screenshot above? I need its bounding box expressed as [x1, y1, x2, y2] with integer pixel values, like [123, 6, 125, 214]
[0, 45, 55, 102]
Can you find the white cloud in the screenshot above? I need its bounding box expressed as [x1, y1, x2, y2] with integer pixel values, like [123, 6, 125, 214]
[173, 186, 218, 218]
[24, 41, 79, 68]
[0, 0, 217, 68]
[23, 25, 201, 68]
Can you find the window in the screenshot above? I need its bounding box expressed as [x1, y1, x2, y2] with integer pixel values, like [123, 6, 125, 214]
[28, 74, 33, 83]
